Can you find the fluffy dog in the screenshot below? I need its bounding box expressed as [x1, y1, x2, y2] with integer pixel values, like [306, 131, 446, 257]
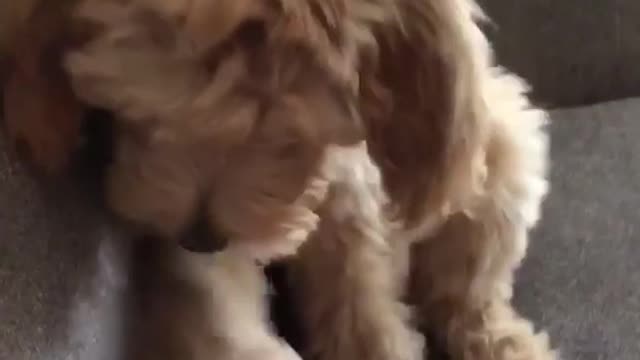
[61, 0, 554, 359]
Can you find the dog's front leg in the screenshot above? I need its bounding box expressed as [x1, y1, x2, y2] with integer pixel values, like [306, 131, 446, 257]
[408, 72, 557, 360]
[178, 248, 300, 360]
[409, 212, 557, 360]
[289, 144, 425, 360]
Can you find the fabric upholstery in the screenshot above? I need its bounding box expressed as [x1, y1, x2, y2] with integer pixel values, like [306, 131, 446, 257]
[480, 0, 640, 107]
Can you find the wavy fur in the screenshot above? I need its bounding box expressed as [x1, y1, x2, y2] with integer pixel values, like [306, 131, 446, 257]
[294, 1, 555, 360]
[18, 0, 559, 359]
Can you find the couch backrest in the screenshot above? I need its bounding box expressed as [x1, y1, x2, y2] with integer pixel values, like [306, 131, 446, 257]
[481, 0, 640, 107]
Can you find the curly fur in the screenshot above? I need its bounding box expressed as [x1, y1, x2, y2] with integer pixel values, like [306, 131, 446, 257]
[61, 0, 557, 359]
[292, 1, 555, 360]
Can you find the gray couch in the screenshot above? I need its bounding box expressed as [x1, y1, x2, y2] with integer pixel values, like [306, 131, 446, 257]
[2, 2, 639, 359]
[481, 2, 640, 359]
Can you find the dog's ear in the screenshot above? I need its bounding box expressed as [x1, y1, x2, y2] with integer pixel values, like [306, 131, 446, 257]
[359, 1, 472, 223]
[2, 1, 86, 175]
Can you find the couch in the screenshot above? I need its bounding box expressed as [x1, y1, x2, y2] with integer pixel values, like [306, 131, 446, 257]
[1, 1, 639, 359]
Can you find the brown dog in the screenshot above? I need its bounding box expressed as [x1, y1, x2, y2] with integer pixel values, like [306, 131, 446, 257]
[10, 0, 557, 359]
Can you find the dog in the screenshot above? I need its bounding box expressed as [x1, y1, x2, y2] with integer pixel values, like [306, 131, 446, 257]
[6, 0, 556, 359]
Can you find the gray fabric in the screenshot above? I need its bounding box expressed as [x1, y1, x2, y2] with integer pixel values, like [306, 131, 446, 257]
[1, 98, 640, 359]
[515, 98, 640, 359]
[479, 0, 640, 107]
[0, 151, 128, 359]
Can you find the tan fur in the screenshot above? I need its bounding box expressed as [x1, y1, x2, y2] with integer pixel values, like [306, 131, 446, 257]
[67, 0, 365, 257]
[293, 1, 555, 360]
[63, 0, 556, 359]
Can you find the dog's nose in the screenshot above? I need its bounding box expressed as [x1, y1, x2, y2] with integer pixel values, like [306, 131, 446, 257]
[179, 213, 228, 253]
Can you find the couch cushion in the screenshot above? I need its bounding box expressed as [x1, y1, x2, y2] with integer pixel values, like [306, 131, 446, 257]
[1, 98, 639, 359]
[515, 98, 640, 360]
[0, 144, 127, 359]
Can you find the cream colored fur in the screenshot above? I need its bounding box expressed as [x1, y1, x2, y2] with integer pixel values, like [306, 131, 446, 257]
[292, 1, 556, 360]
[174, 247, 302, 360]
[63, 0, 557, 359]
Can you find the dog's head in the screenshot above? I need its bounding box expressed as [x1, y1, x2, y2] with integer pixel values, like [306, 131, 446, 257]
[66, 0, 364, 259]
